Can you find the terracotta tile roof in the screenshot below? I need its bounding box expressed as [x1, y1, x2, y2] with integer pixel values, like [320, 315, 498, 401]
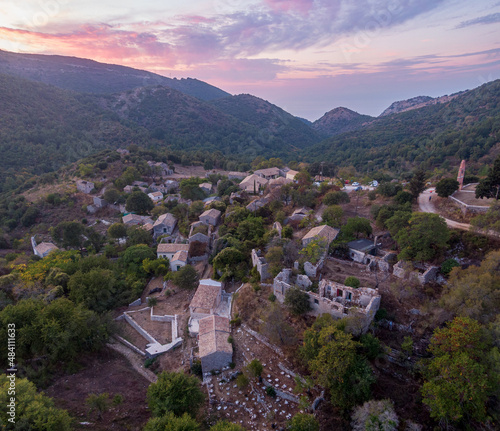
[35, 242, 59, 255]
[200, 208, 221, 219]
[302, 225, 339, 243]
[171, 250, 188, 263]
[153, 213, 177, 228]
[198, 315, 230, 336]
[157, 243, 189, 253]
[190, 280, 221, 310]
[239, 174, 268, 189]
[254, 167, 280, 176]
[198, 315, 232, 357]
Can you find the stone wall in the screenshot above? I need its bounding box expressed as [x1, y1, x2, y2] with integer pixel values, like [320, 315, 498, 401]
[393, 260, 439, 285]
[303, 255, 325, 278]
[251, 249, 271, 281]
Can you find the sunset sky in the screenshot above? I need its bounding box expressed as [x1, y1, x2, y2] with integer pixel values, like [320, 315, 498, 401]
[1, 0, 499, 120]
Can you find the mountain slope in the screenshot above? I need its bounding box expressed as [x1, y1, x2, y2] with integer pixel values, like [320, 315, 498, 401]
[379, 92, 467, 117]
[211, 94, 323, 148]
[0, 49, 230, 100]
[312, 107, 374, 137]
[0, 73, 149, 192]
[306, 79, 500, 173]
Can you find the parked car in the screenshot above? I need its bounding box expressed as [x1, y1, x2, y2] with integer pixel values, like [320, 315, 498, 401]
[355, 186, 363, 191]
[149, 287, 162, 294]
[352, 182, 360, 186]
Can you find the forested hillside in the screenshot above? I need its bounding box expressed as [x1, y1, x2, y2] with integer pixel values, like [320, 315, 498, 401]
[0, 49, 230, 100]
[307, 79, 500, 173]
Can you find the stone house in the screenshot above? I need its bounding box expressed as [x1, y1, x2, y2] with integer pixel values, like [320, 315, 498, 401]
[189, 231, 210, 244]
[251, 249, 271, 281]
[148, 191, 163, 203]
[198, 315, 232, 374]
[199, 208, 221, 226]
[31, 237, 59, 258]
[347, 239, 377, 264]
[189, 279, 223, 321]
[199, 183, 213, 194]
[153, 213, 177, 239]
[254, 167, 281, 180]
[122, 214, 154, 226]
[239, 174, 268, 194]
[273, 270, 380, 333]
[93, 196, 107, 208]
[393, 261, 440, 285]
[170, 250, 188, 272]
[302, 225, 339, 247]
[285, 170, 299, 180]
[76, 180, 94, 194]
[156, 243, 189, 261]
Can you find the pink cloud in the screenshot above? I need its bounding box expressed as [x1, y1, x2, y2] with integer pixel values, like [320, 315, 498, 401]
[264, 0, 314, 14]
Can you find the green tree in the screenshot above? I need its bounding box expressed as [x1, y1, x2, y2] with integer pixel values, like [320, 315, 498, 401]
[322, 205, 343, 228]
[394, 190, 413, 205]
[288, 413, 320, 431]
[68, 268, 116, 313]
[171, 265, 199, 290]
[395, 213, 449, 262]
[261, 303, 296, 346]
[299, 238, 327, 264]
[108, 223, 127, 238]
[351, 399, 399, 431]
[126, 191, 154, 215]
[147, 371, 205, 417]
[86, 392, 109, 420]
[210, 420, 244, 431]
[126, 225, 153, 246]
[470, 201, 500, 233]
[180, 177, 206, 201]
[52, 221, 85, 249]
[475, 156, 500, 199]
[421, 317, 491, 424]
[212, 247, 247, 281]
[103, 188, 121, 204]
[143, 258, 170, 276]
[344, 276, 360, 288]
[120, 244, 156, 276]
[385, 210, 411, 237]
[323, 191, 350, 205]
[20, 205, 40, 227]
[408, 169, 427, 200]
[285, 287, 312, 315]
[435, 178, 459, 198]
[440, 251, 500, 324]
[246, 359, 264, 378]
[302, 318, 374, 410]
[0, 375, 72, 430]
[144, 411, 200, 431]
[342, 217, 372, 239]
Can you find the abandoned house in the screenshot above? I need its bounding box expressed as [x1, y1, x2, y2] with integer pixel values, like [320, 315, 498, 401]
[153, 213, 177, 239]
[347, 239, 378, 264]
[302, 225, 340, 247]
[76, 180, 94, 194]
[199, 208, 221, 226]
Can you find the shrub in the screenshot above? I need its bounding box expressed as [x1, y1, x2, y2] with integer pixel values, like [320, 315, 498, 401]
[246, 359, 263, 378]
[351, 399, 399, 431]
[236, 373, 249, 389]
[441, 258, 460, 276]
[265, 386, 277, 397]
[344, 276, 360, 288]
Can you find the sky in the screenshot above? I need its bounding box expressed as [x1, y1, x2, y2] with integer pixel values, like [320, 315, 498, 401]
[0, 0, 499, 120]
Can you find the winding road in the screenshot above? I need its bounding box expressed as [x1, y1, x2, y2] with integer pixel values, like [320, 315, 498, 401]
[418, 188, 470, 231]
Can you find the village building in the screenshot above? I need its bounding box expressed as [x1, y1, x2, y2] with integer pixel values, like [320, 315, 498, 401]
[239, 174, 269, 194]
[246, 196, 270, 212]
[285, 170, 299, 181]
[254, 167, 281, 180]
[31, 237, 59, 258]
[198, 315, 232, 375]
[76, 180, 94, 194]
[188, 279, 224, 335]
[147, 161, 173, 176]
[170, 250, 188, 272]
[153, 213, 177, 239]
[148, 191, 163, 203]
[348, 239, 378, 264]
[199, 182, 213, 194]
[251, 249, 271, 281]
[288, 207, 311, 223]
[122, 214, 154, 226]
[156, 243, 189, 261]
[302, 225, 339, 247]
[199, 208, 221, 226]
[273, 270, 380, 333]
[268, 177, 292, 188]
[123, 185, 147, 193]
[93, 196, 107, 208]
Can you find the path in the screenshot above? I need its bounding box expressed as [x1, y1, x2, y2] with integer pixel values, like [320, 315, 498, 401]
[418, 188, 471, 231]
[107, 341, 157, 383]
[418, 189, 500, 238]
